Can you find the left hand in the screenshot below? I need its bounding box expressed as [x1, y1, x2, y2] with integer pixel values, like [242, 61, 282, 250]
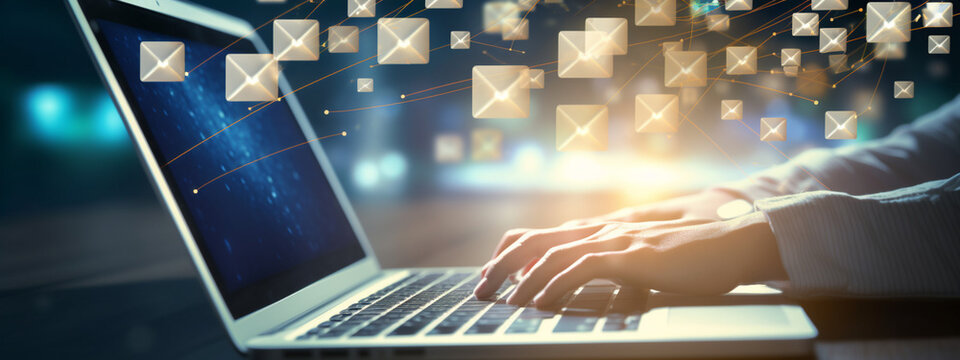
[474, 212, 789, 307]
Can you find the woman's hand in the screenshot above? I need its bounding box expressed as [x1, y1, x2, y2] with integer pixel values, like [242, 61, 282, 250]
[474, 212, 788, 307]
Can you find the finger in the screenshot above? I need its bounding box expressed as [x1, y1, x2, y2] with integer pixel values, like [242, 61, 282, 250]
[533, 252, 623, 308]
[474, 224, 607, 298]
[507, 236, 630, 306]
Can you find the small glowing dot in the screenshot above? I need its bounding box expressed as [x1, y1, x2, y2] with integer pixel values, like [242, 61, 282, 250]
[830, 18, 834, 21]
[400, 94, 406, 99]
[814, 100, 820, 105]
[324, 110, 330, 115]
[184, 72, 189, 77]
[832, 84, 837, 88]
[770, 69, 775, 74]
[341, 131, 347, 136]
[193, 189, 198, 194]
[788, 92, 794, 96]
[858, 8, 863, 12]
[867, 106, 872, 110]
[772, 32, 776, 36]
[247, 107, 252, 110]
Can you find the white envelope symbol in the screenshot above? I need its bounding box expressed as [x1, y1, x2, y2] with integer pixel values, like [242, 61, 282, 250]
[426, 0, 463, 9]
[348, 0, 375, 17]
[923, 2, 953, 28]
[866, 2, 911, 43]
[825, 111, 857, 140]
[725, 0, 752, 11]
[472, 65, 530, 119]
[635, 0, 676, 26]
[558, 31, 613, 78]
[225, 54, 278, 102]
[472, 128, 503, 161]
[274, 20, 319, 61]
[328, 26, 359, 53]
[501, 18, 529, 41]
[556, 105, 608, 152]
[635, 94, 679, 133]
[585, 17, 628, 55]
[929, 35, 950, 54]
[377, 18, 430, 64]
[781, 48, 801, 67]
[760, 117, 787, 142]
[812, 0, 847, 11]
[783, 66, 799, 77]
[819, 28, 847, 53]
[529, 69, 545, 89]
[140, 41, 185, 82]
[665, 51, 706, 87]
[726, 46, 757, 75]
[721, 99, 742, 120]
[450, 31, 471, 49]
[874, 42, 906, 60]
[792, 13, 819, 36]
[662, 41, 683, 53]
[357, 78, 373, 93]
[706, 14, 729, 32]
[483, 1, 520, 33]
[828, 54, 848, 73]
[893, 81, 914, 99]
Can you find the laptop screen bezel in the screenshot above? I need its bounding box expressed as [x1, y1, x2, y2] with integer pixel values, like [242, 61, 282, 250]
[67, 0, 381, 351]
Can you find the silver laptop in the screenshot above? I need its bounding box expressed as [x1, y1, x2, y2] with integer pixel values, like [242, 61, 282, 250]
[67, 0, 817, 358]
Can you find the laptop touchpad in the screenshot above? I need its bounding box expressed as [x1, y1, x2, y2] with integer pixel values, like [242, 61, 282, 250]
[667, 305, 790, 329]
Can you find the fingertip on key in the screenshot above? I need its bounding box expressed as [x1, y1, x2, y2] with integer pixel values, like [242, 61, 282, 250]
[473, 277, 489, 298]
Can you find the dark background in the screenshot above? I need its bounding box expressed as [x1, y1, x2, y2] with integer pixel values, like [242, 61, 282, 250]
[1, 0, 958, 358]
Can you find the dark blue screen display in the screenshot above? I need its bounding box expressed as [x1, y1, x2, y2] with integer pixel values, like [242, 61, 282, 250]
[96, 20, 366, 318]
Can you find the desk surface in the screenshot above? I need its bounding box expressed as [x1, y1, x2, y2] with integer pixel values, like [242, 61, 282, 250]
[2, 198, 959, 359]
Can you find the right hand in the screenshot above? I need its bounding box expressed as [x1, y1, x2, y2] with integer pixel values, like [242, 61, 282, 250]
[482, 189, 746, 279]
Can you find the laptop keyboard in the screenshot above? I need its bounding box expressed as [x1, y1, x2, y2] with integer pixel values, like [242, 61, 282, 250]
[297, 270, 646, 340]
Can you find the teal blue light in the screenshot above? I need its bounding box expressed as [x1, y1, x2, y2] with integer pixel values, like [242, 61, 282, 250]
[25, 84, 73, 142]
[379, 152, 408, 180]
[690, 0, 720, 16]
[94, 94, 128, 145]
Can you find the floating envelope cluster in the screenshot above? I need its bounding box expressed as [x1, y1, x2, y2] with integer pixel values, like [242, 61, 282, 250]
[866, 2, 910, 43]
[472, 65, 530, 119]
[780, 48, 801, 78]
[140, 41, 185, 82]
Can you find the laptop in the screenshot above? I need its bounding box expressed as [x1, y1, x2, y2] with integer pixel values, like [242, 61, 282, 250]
[67, 0, 817, 358]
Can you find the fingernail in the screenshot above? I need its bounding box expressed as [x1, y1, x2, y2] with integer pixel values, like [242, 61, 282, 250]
[473, 277, 489, 297]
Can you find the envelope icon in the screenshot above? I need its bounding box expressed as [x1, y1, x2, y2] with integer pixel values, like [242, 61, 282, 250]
[825, 111, 857, 140]
[867, 2, 910, 43]
[635, 94, 679, 133]
[529, 69, 545, 89]
[828, 54, 847, 73]
[426, 0, 463, 9]
[225, 54, 278, 102]
[792, 13, 819, 36]
[893, 81, 914, 99]
[472, 65, 530, 119]
[706, 14, 729, 32]
[665, 51, 706, 87]
[635, 0, 676, 26]
[434, 134, 464, 163]
[812, 0, 847, 11]
[726, 46, 756, 75]
[518, 0, 538, 11]
[760, 117, 787, 142]
[781, 48, 801, 67]
[721, 99, 742, 120]
[558, 31, 613, 78]
[140, 41, 185, 82]
[585, 17, 628, 55]
[501, 18, 529, 40]
[377, 18, 430, 64]
[662, 41, 683, 53]
[348, 0, 375, 17]
[274, 20, 319, 61]
[556, 105, 608, 152]
[874, 42, 906, 59]
[923, 2, 953, 28]
[783, 66, 799, 77]
[357, 78, 373, 93]
[472, 128, 503, 161]
[929, 35, 950, 54]
[483, 1, 520, 33]
[328, 26, 359, 53]
[725, 0, 752, 11]
[450, 31, 470, 49]
[819, 28, 847, 53]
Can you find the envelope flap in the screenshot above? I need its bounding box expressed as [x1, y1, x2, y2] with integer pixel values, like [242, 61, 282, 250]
[380, 18, 428, 40]
[226, 54, 275, 77]
[142, 42, 183, 61]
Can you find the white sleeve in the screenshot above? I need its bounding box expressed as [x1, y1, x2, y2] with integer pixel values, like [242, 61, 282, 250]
[755, 173, 960, 297]
[718, 94, 960, 201]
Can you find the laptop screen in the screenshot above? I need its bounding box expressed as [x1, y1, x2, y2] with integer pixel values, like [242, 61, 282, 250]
[83, 2, 366, 318]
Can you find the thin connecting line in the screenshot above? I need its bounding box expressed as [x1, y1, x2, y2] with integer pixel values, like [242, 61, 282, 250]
[860, 58, 888, 116]
[402, 78, 471, 98]
[730, 117, 832, 191]
[830, 7, 863, 21]
[326, 86, 472, 114]
[281, 54, 379, 100]
[481, 50, 507, 64]
[573, 0, 599, 16]
[833, 50, 878, 88]
[304, 0, 326, 19]
[473, 40, 526, 53]
[604, 48, 662, 106]
[509, 0, 542, 50]
[188, 0, 312, 74]
[192, 131, 347, 194]
[706, 78, 820, 105]
[675, 77, 751, 179]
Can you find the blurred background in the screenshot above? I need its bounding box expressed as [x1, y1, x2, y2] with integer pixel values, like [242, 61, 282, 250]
[1, 0, 958, 358]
